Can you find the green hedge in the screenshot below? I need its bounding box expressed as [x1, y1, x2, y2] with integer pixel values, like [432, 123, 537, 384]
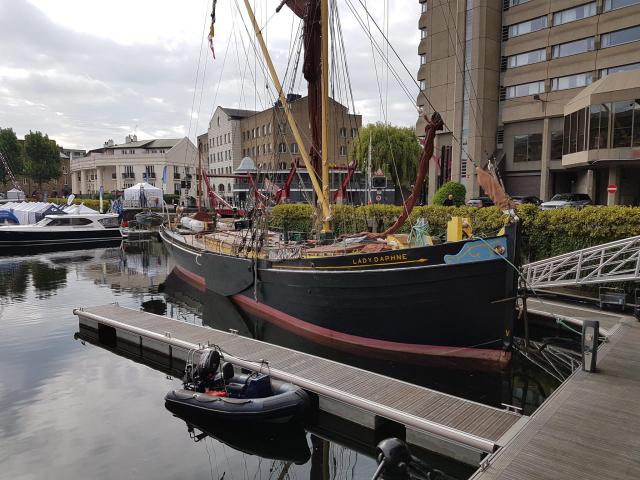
[269, 203, 640, 261]
[432, 181, 466, 206]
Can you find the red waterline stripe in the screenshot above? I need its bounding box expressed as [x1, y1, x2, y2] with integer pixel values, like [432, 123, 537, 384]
[174, 265, 206, 293]
[231, 294, 510, 365]
[173, 265, 509, 366]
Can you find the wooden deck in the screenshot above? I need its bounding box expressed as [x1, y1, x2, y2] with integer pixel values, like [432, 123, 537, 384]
[472, 313, 640, 479]
[74, 304, 526, 465]
[526, 297, 625, 336]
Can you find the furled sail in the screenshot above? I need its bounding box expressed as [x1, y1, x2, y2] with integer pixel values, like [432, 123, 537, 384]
[375, 112, 444, 237]
[286, 0, 322, 176]
[476, 167, 515, 211]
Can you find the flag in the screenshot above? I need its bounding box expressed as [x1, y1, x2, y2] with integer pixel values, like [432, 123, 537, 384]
[208, 0, 217, 59]
[162, 165, 168, 186]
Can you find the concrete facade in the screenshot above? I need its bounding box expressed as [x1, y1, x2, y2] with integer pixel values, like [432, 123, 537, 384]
[417, 0, 640, 205]
[239, 95, 362, 171]
[70, 135, 198, 197]
[206, 107, 255, 202]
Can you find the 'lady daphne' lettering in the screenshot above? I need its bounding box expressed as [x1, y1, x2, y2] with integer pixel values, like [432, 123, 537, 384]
[352, 253, 409, 265]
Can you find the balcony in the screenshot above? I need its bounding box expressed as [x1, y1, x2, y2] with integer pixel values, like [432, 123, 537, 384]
[122, 172, 135, 179]
[143, 172, 156, 179]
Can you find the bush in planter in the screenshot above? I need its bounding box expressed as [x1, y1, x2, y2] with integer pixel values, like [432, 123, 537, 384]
[432, 181, 466, 206]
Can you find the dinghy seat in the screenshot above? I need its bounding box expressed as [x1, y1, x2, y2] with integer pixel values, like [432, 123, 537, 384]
[222, 362, 234, 380]
[213, 362, 235, 385]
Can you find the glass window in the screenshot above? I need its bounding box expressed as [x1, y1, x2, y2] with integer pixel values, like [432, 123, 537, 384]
[71, 218, 93, 226]
[510, 0, 532, 5]
[421, 2, 427, 13]
[509, 16, 547, 38]
[612, 100, 634, 148]
[420, 54, 427, 65]
[505, 81, 545, 98]
[98, 217, 120, 228]
[513, 133, 542, 162]
[589, 104, 606, 150]
[602, 62, 640, 76]
[421, 28, 427, 39]
[508, 48, 546, 68]
[290, 143, 299, 154]
[634, 100, 640, 147]
[569, 111, 577, 153]
[602, 25, 640, 48]
[47, 218, 73, 227]
[551, 72, 593, 91]
[552, 37, 595, 58]
[604, 0, 640, 10]
[563, 115, 570, 155]
[553, 3, 596, 26]
[551, 131, 563, 159]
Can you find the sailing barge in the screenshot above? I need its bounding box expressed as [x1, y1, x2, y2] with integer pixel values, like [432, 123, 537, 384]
[161, 0, 518, 367]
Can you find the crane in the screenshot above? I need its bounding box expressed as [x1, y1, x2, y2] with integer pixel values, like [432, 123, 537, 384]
[0, 150, 22, 192]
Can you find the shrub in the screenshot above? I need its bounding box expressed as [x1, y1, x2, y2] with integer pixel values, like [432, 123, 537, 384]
[163, 194, 180, 205]
[268, 204, 315, 232]
[268, 203, 640, 262]
[432, 181, 466, 206]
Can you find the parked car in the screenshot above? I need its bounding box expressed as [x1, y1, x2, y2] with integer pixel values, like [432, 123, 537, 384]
[511, 195, 542, 206]
[466, 196, 494, 208]
[540, 193, 592, 210]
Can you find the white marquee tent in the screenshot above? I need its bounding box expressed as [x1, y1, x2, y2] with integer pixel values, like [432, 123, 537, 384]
[123, 182, 163, 208]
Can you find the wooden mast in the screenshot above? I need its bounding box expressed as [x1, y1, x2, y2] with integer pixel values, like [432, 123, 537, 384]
[320, 0, 331, 233]
[242, 0, 331, 223]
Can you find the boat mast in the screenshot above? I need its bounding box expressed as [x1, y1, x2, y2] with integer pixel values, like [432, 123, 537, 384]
[367, 133, 372, 204]
[242, 0, 330, 224]
[320, 0, 331, 233]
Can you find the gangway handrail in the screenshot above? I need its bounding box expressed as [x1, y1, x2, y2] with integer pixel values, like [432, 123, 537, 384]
[522, 235, 640, 289]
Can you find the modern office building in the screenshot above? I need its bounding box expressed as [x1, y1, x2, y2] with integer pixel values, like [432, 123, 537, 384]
[70, 135, 198, 197]
[417, 0, 640, 205]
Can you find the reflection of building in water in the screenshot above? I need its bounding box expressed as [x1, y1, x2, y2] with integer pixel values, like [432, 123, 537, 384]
[76, 242, 170, 294]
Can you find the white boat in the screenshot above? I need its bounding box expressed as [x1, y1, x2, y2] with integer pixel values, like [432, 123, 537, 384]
[0, 212, 122, 253]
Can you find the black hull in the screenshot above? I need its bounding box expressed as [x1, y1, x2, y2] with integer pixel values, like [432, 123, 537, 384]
[161, 228, 516, 365]
[0, 229, 122, 255]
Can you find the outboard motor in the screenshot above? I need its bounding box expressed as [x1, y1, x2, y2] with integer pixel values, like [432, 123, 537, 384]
[191, 349, 221, 392]
[372, 438, 454, 480]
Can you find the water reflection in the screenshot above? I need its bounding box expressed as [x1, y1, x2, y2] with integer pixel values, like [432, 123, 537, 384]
[166, 403, 312, 464]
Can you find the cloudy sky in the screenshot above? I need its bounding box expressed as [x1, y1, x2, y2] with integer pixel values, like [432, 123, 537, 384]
[0, 0, 421, 150]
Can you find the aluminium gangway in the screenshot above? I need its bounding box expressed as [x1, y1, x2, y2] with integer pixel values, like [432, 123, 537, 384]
[522, 235, 640, 289]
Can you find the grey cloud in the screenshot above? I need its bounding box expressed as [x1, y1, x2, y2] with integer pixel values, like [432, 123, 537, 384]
[0, 0, 421, 149]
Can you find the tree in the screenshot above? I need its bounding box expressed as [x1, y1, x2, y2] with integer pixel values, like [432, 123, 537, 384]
[0, 127, 23, 186]
[349, 123, 422, 189]
[432, 181, 466, 206]
[24, 131, 60, 190]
